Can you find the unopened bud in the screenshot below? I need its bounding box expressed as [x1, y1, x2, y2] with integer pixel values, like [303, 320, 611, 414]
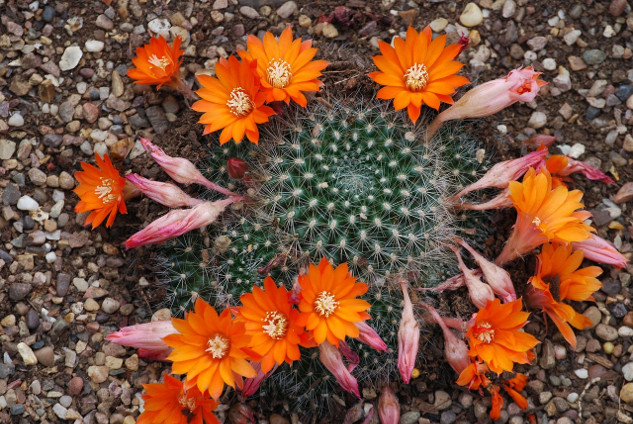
[227, 157, 249, 180]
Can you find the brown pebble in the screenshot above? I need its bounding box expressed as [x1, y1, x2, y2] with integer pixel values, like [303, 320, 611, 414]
[624, 311, 633, 328]
[68, 376, 84, 396]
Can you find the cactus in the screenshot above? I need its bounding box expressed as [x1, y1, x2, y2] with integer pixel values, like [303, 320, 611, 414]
[158, 98, 489, 414]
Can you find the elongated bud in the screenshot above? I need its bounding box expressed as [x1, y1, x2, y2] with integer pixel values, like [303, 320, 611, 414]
[455, 188, 513, 211]
[572, 233, 629, 269]
[241, 361, 278, 397]
[397, 280, 420, 384]
[451, 247, 495, 309]
[227, 158, 249, 180]
[319, 341, 360, 398]
[426, 305, 470, 375]
[454, 238, 517, 303]
[126, 174, 203, 208]
[139, 137, 237, 197]
[123, 198, 241, 249]
[355, 321, 388, 352]
[105, 321, 176, 359]
[452, 149, 548, 200]
[378, 385, 400, 424]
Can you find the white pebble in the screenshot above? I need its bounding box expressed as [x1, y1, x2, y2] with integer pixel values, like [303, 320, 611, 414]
[574, 369, 589, 379]
[543, 58, 557, 71]
[554, 345, 567, 359]
[459, 3, 483, 27]
[567, 392, 579, 403]
[528, 111, 547, 129]
[568, 143, 586, 158]
[619, 326, 633, 337]
[46, 252, 58, 263]
[17, 342, 38, 365]
[8, 113, 24, 127]
[148, 18, 171, 37]
[17, 195, 39, 211]
[497, 124, 508, 134]
[84, 40, 105, 52]
[59, 46, 83, 71]
[622, 362, 633, 381]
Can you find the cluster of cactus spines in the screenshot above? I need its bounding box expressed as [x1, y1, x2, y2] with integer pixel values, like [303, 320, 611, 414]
[158, 98, 488, 413]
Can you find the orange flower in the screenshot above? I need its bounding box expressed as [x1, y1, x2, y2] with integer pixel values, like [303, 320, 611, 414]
[503, 373, 529, 410]
[163, 298, 258, 399]
[138, 373, 219, 424]
[368, 26, 469, 123]
[465, 298, 539, 374]
[236, 276, 306, 373]
[298, 258, 371, 347]
[128, 36, 184, 89]
[544, 155, 568, 188]
[489, 385, 504, 420]
[74, 153, 128, 229]
[238, 27, 329, 107]
[496, 167, 595, 265]
[506, 373, 528, 391]
[192, 56, 275, 145]
[456, 360, 491, 391]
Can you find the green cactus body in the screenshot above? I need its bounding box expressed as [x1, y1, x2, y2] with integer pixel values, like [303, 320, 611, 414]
[159, 99, 488, 414]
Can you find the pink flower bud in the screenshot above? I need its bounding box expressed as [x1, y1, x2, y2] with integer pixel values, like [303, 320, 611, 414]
[556, 158, 615, 184]
[227, 158, 249, 180]
[354, 321, 388, 352]
[454, 238, 517, 303]
[139, 137, 237, 197]
[228, 403, 256, 424]
[378, 385, 400, 424]
[452, 149, 548, 200]
[105, 320, 176, 360]
[126, 174, 203, 208]
[572, 233, 629, 270]
[451, 247, 495, 309]
[242, 362, 278, 397]
[319, 341, 360, 398]
[397, 281, 420, 384]
[426, 305, 470, 375]
[455, 188, 514, 211]
[123, 198, 241, 249]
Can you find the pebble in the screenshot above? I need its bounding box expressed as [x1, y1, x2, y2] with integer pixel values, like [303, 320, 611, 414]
[583, 306, 601, 329]
[8, 114, 24, 127]
[9, 283, 32, 300]
[102, 298, 121, 314]
[619, 326, 633, 337]
[583, 49, 607, 65]
[148, 18, 171, 37]
[568, 56, 587, 71]
[322, 23, 339, 39]
[53, 403, 67, 419]
[84, 298, 100, 311]
[34, 346, 55, 367]
[17, 342, 38, 365]
[627, 94, 633, 110]
[26, 309, 40, 329]
[17, 195, 39, 211]
[567, 393, 579, 403]
[460, 3, 483, 27]
[614, 182, 633, 203]
[59, 46, 82, 71]
[622, 383, 633, 403]
[68, 377, 84, 395]
[240, 6, 259, 19]
[502, 0, 516, 18]
[434, 390, 452, 410]
[528, 111, 547, 129]
[595, 324, 618, 341]
[527, 36, 548, 51]
[430, 18, 449, 32]
[277, 1, 297, 19]
[543, 58, 557, 71]
[574, 369, 588, 379]
[540, 391, 553, 404]
[85, 40, 105, 52]
[96, 14, 114, 30]
[400, 411, 421, 424]
[88, 365, 109, 383]
[553, 67, 572, 91]
[0, 139, 16, 160]
[610, 0, 627, 16]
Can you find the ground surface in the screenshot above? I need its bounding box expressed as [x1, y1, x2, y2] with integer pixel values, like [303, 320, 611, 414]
[1, 0, 633, 423]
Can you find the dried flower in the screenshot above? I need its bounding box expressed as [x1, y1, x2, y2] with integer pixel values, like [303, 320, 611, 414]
[456, 360, 491, 391]
[496, 168, 595, 265]
[163, 298, 258, 399]
[126, 174, 203, 208]
[451, 246, 495, 309]
[368, 26, 469, 123]
[105, 320, 176, 359]
[137, 373, 220, 424]
[318, 340, 360, 398]
[572, 233, 629, 270]
[489, 385, 504, 420]
[427, 305, 470, 375]
[547, 155, 615, 185]
[465, 298, 539, 374]
[74, 153, 129, 229]
[297, 258, 371, 346]
[455, 188, 514, 211]
[354, 321, 388, 352]
[398, 281, 420, 384]
[128, 36, 186, 92]
[123, 198, 241, 249]
[378, 385, 400, 424]
[503, 374, 529, 410]
[238, 27, 329, 107]
[192, 56, 275, 145]
[227, 158, 249, 180]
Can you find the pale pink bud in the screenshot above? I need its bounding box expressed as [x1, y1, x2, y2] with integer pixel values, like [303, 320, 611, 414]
[556, 158, 614, 184]
[319, 341, 360, 398]
[573, 233, 629, 270]
[455, 188, 513, 211]
[454, 238, 517, 303]
[452, 149, 547, 200]
[126, 174, 203, 208]
[139, 137, 236, 197]
[378, 385, 400, 424]
[105, 320, 176, 359]
[397, 280, 420, 384]
[523, 134, 556, 149]
[355, 321, 388, 352]
[451, 247, 495, 309]
[426, 305, 470, 375]
[123, 198, 241, 249]
[242, 362, 278, 397]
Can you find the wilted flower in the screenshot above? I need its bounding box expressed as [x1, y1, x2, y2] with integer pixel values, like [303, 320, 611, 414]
[318, 341, 360, 398]
[163, 298, 257, 399]
[126, 174, 203, 208]
[503, 373, 529, 410]
[354, 321, 388, 352]
[378, 385, 400, 424]
[455, 188, 514, 211]
[105, 320, 177, 359]
[398, 280, 420, 384]
[140, 137, 236, 197]
[192, 56, 275, 145]
[572, 233, 629, 270]
[426, 305, 470, 375]
[495, 168, 595, 265]
[489, 385, 504, 420]
[128, 36, 188, 94]
[238, 27, 328, 107]
[428, 66, 547, 139]
[465, 298, 539, 374]
[456, 360, 491, 390]
[451, 246, 495, 309]
[123, 198, 241, 249]
[368, 26, 469, 123]
[137, 373, 220, 424]
[546, 155, 615, 185]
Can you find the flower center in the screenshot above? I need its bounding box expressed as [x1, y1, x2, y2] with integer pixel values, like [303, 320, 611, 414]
[206, 334, 230, 359]
[178, 391, 197, 412]
[227, 88, 255, 116]
[148, 54, 171, 71]
[266, 59, 292, 89]
[96, 178, 117, 204]
[404, 63, 429, 92]
[261, 311, 288, 340]
[314, 291, 339, 317]
[473, 322, 495, 343]
[515, 79, 533, 95]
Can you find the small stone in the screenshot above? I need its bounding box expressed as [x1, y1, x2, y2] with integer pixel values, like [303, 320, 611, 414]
[68, 377, 84, 395]
[583, 49, 607, 66]
[574, 368, 588, 379]
[96, 14, 114, 30]
[458, 392, 473, 408]
[553, 67, 572, 91]
[460, 3, 483, 27]
[543, 58, 557, 71]
[614, 183, 633, 204]
[567, 393, 579, 403]
[102, 298, 121, 314]
[540, 391, 553, 404]
[84, 298, 100, 311]
[105, 356, 123, 370]
[609, 0, 627, 17]
[400, 411, 421, 424]
[9, 283, 32, 301]
[322, 23, 339, 39]
[430, 18, 448, 32]
[112, 71, 124, 97]
[595, 324, 618, 341]
[622, 383, 633, 403]
[434, 390, 452, 411]
[583, 306, 601, 329]
[8, 114, 24, 127]
[53, 403, 67, 419]
[17, 342, 38, 365]
[26, 309, 40, 329]
[125, 354, 139, 371]
[34, 346, 55, 367]
[85, 40, 105, 52]
[276, 1, 297, 19]
[213, 0, 228, 9]
[528, 111, 547, 129]
[1, 314, 15, 327]
[502, 0, 516, 18]
[0, 139, 16, 160]
[568, 56, 587, 71]
[540, 340, 556, 369]
[527, 36, 548, 51]
[17, 195, 39, 211]
[43, 134, 63, 147]
[59, 46, 83, 71]
[145, 106, 169, 135]
[148, 18, 171, 37]
[88, 365, 109, 383]
[240, 6, 259, 19]
[29, 168, 47, 186]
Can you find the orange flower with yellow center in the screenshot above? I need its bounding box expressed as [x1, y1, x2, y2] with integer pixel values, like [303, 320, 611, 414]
[298, 258, 371, 346]
[236, 276, 307, 373]
[465, 298, 539, 374]
[138, 373, 219, 424]
[496, 167, 595, 265]
[74, 153, 128, 229]
[456, 360, 491, 391]
[238, 27, 329, 107]
[128, 36, 184, 89]
[163, 299, 258, 399]
[192, 56, 275, 145]
[368, 26, 470, 123]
